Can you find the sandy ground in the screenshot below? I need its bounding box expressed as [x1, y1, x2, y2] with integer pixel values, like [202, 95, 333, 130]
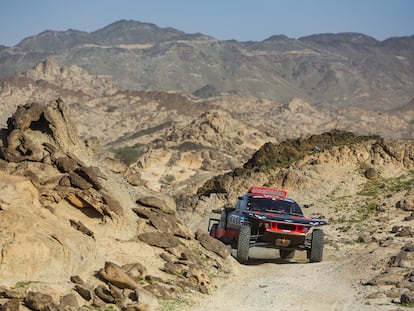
[178, 247, 410, 311]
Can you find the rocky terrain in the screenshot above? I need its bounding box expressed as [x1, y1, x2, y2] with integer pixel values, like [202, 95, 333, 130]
[0, 23, 413, 310]
[1, 58, 412, 198]
[0, 20, 413, 112]
[0, 99, 236, 310]
[0, 96, 413, 310]
[176, 132, 414, 310]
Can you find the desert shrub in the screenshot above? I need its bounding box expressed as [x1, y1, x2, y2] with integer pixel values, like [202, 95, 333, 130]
[163, 174, 176, 183]
[357, 171, 414, 218]
[359, 171, 414, 198]
[177, 141, 205, 151]
[113, 146, 143, 165]
[105, 105, 117, 112]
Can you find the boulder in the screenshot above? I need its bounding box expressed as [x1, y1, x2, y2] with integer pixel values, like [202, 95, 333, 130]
[107, 283, 124, 302]
[66, 188, 106, 215]
[195, 229, 230, 258]
[9, 102, 45, 130]
[2, 99, 88, 163]
[365, 273, 405, 286]
[2, 299, 20, 311]
[23, 291, 57, 311]
[395, 226, 414, 237]
[126, 172, 142, 186]
[133, 208, 192, 239]
[74, 285, 92, 301]
[401, 291, 414, 304]
[64, 192, 91, 208]
[389, 250, 414, 269]
[0, 286, 26, 299]
[75, 166, 102, 190]
[94, 285, 114, 303]
[101, 192, 124, 216]
[143, 283, 176, 299]
[135, 287, 159, 311]
[402, 243, 414, 252]
[69, 275, 84, 285]
[54, 156, 79, 173]
[364, 167, 377, 179]
[138, 232, 180, 248]
[99, 262, 139, 290]
[185, 266, 212, 294]
[398, 188, 414, 211]
[59, 293, 79, 310]
[122, 263, 147, 281]
[405, 212, 414, 221]
[162, 262, 187, 276]
[136, 194, 176, 214]
[68, 171, 93, 190]
[3, 129, 45, 162]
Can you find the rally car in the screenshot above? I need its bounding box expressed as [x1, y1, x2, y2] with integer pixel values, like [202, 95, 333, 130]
[208, 186, 327, 263]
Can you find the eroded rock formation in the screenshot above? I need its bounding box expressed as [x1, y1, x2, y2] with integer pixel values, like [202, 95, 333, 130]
[0, 99, 236, 310]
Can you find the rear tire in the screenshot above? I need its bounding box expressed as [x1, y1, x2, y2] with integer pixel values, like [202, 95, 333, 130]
[237, 224, 251, 263]
[309, 229, 324, 263]
[209, 223, 218, 238]
[279, 249, 295, 260]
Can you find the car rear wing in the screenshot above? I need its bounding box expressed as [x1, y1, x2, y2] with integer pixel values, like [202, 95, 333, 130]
[248, 186, 287, 199]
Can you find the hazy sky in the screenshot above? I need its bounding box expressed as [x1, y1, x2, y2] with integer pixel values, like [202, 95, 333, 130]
[1, 0, 413, 46]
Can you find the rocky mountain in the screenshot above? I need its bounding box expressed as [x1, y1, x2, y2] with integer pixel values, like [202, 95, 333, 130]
[1, 20, 413, 111]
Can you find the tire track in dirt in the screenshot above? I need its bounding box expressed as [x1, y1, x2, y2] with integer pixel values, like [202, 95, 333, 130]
[180, 247, 408, 311]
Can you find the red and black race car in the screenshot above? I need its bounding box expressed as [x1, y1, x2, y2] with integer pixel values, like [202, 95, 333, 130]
[208, 186, 327, 263]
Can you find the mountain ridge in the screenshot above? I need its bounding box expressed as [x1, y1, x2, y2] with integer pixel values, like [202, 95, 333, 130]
[1, 19, 413, 111]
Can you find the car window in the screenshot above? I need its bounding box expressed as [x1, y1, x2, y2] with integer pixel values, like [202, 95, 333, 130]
[234, 200, 241, 210]
[247, 197, 303, 215]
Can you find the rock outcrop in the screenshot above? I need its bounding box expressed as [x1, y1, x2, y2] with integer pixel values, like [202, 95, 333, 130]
[0, 98, 122, 219]
[0, 99, 237, 310]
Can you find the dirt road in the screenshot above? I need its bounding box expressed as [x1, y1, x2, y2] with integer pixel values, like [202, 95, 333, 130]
[179, 247, 408, 311]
